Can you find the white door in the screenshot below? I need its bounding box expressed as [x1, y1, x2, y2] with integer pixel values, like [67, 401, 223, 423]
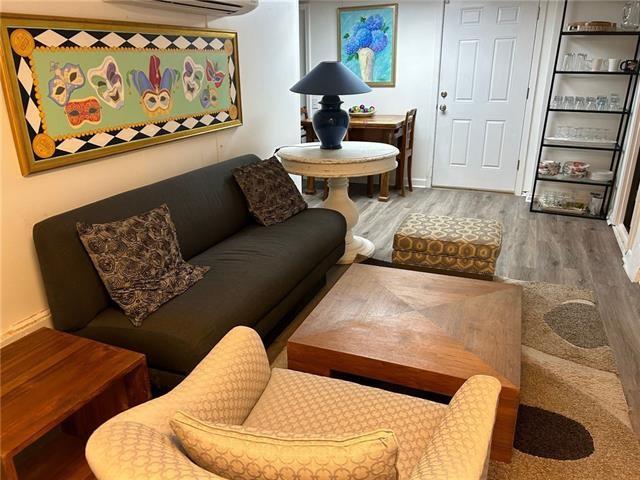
[432, 0, 539, 192]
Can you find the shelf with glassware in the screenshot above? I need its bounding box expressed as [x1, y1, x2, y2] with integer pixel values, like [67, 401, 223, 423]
[529, 0, 640, 220]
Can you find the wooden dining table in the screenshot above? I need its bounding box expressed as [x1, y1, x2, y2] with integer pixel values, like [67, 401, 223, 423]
[301, 114, 407, 201]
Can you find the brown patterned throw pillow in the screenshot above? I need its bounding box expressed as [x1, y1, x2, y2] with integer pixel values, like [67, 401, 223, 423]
[171, 411, 399, 480]
[233, 157, 307, 226]
[77, 205, 209, 327]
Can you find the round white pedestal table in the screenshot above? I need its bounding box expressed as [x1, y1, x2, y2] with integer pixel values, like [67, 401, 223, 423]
[277, 141, 398, 264]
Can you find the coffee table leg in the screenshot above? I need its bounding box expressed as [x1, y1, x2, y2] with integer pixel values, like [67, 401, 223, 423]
[1, 456, 17, 480]
[323, 177, 375, 264]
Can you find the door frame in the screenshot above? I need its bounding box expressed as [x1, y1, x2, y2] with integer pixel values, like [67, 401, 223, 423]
[430, 0, 544, 194]
[611, 84, 640, 282]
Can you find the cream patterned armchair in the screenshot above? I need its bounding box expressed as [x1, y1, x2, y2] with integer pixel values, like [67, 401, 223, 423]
[86, 327, 501, 480]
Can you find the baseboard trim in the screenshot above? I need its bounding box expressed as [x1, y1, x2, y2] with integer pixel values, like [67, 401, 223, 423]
[0, 309, 52, 347]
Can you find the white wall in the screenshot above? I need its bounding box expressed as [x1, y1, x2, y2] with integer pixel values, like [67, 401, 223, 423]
[0, 0, 301, 343]
[306, 0, 443, 188]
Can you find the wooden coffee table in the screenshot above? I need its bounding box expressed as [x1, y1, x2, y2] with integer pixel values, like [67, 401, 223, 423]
[287, 264, 521, 462]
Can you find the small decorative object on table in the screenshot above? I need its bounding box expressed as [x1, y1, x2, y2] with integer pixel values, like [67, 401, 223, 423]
[349, 104, 376, 117]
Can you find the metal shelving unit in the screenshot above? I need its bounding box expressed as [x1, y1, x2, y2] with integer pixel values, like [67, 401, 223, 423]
[529, 0, 640, 219]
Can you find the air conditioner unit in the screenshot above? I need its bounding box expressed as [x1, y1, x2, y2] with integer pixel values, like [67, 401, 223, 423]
[104, 0, 258, 17]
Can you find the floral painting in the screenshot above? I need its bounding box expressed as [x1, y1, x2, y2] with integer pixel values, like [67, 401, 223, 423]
[0, 14, 242, 175]
[338, 4, 397, 87]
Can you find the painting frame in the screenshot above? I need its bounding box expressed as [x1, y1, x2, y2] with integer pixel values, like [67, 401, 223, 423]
[0, 13, 243, 176]
[337, 3, 398, 88]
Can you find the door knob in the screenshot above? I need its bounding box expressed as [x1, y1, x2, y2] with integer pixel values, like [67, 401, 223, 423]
[440, 90, 448, 98]
[439, 104, 447, 112]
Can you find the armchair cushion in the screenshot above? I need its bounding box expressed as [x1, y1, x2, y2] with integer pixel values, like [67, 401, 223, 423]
[171, 411, 399, 480]
[242, 368, 447, 478]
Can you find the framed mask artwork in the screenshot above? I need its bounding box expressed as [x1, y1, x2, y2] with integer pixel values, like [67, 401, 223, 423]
[0, 14, 242, 175]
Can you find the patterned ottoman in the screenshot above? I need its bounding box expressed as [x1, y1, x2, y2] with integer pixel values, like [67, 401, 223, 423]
[392, 213, 502, 277]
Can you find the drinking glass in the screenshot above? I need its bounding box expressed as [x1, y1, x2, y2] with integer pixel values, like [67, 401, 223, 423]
[596, 95, 609, 111]
[575, 127, 586, 139]
[575, 96, 586, 110]
[551, 95, 563, 109]
[563, 95, 576, 109]
[557, 125, 569, 138]
[576, 53, 587, 71]
[562, 53, 575, 71]
[567, 126, 577, 138]
[584, 127, 597, 140]
[602, 129, 614, 141]
[585, 96, 597, 110]
[609, 93, 622, 111]
[622, 1, 640, 30]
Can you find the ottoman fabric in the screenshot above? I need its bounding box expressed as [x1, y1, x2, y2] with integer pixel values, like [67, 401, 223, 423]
[393, 214, 502, 275]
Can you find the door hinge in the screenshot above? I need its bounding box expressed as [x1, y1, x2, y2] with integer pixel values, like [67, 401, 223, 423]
[537, 5, 541, 20]
[517, 159, 521, 171]
[526, 87, 530, 100]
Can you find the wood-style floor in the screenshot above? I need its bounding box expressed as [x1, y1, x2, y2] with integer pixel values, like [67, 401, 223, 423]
[304, 184, 640, 435]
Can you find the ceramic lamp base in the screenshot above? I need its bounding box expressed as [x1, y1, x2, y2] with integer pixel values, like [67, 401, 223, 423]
[312, 95, 349, 149]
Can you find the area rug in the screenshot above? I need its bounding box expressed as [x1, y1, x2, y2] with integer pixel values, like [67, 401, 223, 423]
[270, 277, 640, 479]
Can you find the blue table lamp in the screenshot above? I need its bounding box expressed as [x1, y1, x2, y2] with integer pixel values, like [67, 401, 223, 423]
[291, 61, 371, 150]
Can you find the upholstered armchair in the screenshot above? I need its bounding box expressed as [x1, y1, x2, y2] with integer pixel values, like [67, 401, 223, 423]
[86, 327, 501, 480]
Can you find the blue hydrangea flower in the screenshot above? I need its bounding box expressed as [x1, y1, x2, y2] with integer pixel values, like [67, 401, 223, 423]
[354, 28, 372, 49]
[365, 14, 385, 31]
[344, 38, 360, 56]
[351, 21, 369, 36]
[370, 30, 388, 53]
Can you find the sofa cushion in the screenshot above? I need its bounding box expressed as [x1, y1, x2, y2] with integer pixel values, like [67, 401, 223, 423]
[232, 157, 307, 226]
[75, 208, 346, 375]
[171, 411, 399, 480]
[243, 368, 447, 479]
[77, 205, 209, 326]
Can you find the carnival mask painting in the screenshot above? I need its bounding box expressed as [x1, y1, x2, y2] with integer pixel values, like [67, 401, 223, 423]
[205, 59, 225, 88]
[88, 56, 125, 109]
[47, 62, 85, 106]
[199, 59, 225, 109]
[64, 97, 101, 128]
[182, 56, 204, 102]
[128, 55, 179, 116]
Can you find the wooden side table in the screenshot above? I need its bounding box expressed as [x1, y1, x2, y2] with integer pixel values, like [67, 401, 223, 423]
[1, 328, 150, 480]
[278, 141, 398, 264]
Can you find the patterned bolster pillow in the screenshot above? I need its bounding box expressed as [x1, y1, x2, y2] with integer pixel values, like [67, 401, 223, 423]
[170, 411, 399, 480]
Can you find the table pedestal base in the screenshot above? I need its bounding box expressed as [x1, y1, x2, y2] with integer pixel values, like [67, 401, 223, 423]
[322, 177, 375, 264]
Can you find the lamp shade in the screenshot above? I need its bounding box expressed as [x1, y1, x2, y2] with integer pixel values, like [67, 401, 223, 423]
[290, 61, 372, 95]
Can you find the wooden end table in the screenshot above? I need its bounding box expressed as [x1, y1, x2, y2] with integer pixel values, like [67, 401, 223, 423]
[277, 141, 398, 264]
[287, 264, 522, 462]
[1, 328, 150, 480]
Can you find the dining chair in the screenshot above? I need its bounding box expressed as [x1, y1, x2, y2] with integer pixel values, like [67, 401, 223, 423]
[401, 108, 417, 194]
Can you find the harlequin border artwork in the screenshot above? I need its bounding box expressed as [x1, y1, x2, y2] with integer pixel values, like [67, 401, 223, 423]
[0, 14, 242, 175]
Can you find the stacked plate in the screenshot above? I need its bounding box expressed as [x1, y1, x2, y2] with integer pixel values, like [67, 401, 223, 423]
[590, 170, 614, 182]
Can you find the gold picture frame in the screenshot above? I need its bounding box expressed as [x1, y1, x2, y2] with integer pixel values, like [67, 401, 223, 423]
[0, 13, 243, 175]
[337, 3, 398, 87]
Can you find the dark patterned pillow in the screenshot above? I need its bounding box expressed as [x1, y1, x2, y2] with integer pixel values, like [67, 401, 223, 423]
[232, 157, 307, 226]
[76, 204, 209, 327]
